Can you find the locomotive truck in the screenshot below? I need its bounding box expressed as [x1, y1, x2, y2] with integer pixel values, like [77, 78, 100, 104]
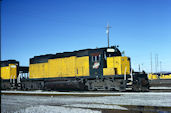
[1, 46, 149, 91]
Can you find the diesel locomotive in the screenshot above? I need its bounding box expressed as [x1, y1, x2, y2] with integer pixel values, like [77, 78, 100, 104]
[148, 73, 171, 88]
[0, 60, 28, 89]
[1, 46, 149, 91]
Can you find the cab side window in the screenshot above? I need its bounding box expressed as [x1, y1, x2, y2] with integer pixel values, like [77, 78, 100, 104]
[92, 55, 101, 62]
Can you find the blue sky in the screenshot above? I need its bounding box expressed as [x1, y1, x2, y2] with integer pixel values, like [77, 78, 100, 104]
[1, 0, 171, 72]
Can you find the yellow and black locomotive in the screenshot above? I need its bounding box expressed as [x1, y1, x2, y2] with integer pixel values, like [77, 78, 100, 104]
[1, 46, 149, 91]
[0, 60, 19, 89]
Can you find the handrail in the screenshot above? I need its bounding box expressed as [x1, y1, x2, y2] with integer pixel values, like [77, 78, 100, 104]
[124, 66, 127, 80]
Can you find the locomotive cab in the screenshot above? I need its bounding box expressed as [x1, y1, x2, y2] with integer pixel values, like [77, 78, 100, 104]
[103, 46, 130, 76]
[0, 60, 19, 89]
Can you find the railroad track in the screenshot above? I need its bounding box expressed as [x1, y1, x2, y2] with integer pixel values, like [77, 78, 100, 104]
[149, 87, 171, 92]
[1, 88, 171, 97]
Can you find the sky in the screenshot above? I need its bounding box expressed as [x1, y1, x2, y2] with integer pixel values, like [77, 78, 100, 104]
[1, 0, 171, 73]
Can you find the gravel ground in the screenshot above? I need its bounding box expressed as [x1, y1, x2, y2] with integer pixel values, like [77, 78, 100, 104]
[1, 91, 171, 113]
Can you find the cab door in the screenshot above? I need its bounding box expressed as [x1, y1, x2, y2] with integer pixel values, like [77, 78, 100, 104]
[90, 52, 103, 78]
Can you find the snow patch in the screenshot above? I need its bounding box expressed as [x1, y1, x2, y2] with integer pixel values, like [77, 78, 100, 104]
[64, 103, 128, 110]
[14, 105, 101, 113]
[150, 87, 171, 89]
[2, 90, 171, 95]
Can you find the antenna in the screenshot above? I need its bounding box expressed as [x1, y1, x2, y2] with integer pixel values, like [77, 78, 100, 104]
[105, 23, 112, 48]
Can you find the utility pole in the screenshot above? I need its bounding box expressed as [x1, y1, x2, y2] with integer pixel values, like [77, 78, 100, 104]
[141, 63, 143, 72]
[106, 23, 112, 48]
[155, 54, 157, 73]
[157, 54, 158, 73]
[160, 61, 162, 73]
[155, 54, 159, 73]
[151, 52, 153, 73]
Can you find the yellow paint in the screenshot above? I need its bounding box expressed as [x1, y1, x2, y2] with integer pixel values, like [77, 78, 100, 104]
[76, 56, 89, 77]
[104, 56, 130, 76]
[106, 57, 114, 68]
[148, 73, 171, 80]
[160, 74, 171, 79]
[148, 73, 158, 80]
[29, 63, 48, 79]
[0, 64, 17, 80]
[29, 56, 90, 79]
[121, 56, 130, 75]
[103, 68, 115, 75]
[48, 56, 77, 78]
[48, 58, 62, 78]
